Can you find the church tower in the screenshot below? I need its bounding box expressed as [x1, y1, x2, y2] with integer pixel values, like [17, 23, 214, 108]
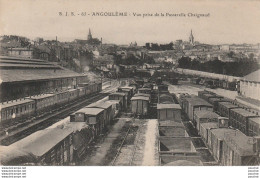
[88, 28, 92, 40]
[189, 29, 194, 45]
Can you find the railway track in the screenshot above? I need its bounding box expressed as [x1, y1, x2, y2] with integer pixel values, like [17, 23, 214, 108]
[0, 92, 109, 146]
[111, 123, 140, 166]
[111, 126, 132, 166]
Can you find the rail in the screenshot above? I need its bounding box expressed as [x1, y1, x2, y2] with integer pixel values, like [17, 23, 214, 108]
[0, 92, 109, 146]
[111, 125, 132, 166]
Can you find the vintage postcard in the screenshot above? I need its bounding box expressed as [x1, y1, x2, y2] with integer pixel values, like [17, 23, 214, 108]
[0, 0, 259, 177]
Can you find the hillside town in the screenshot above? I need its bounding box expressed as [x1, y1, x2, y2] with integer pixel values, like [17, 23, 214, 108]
[1, 29, 260, 78]
[1, 28, 260, 168]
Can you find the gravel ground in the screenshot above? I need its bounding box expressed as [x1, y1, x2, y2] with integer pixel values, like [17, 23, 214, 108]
[142, 119, 159, 166]
[81, 118, 130, 166]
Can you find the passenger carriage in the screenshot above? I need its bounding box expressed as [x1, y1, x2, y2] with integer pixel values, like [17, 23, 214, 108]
[0, 99, 35, 123]
[27, 94, 56, 114]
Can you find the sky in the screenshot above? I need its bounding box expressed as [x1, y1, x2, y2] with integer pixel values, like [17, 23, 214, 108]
[0, 0, 260, 45]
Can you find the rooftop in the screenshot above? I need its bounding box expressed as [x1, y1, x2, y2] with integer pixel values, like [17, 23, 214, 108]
[134, 93, 151, 98]
[219, 102, 239, 109]
[249, 117, 260, 124]
[27, 94, 54, 100]
[12, 128, 73, 157]
[76, 107, 104, 115]
[131, 96, 150, 101]
[86, 101, 112, 109]
[243, 69, 260, 83]
[231, 108, 258, 117]
[200, 122, 218, 129]
[224, 130, 256, 156]
[0, 56, 82, 83]
[185, 97, 212, 107]
[0, 98, 34, 110]
[157, 104, 181, 110]
[109, 92, 126, 96]
[211, 128, 237, 140]
[194, 110, 220, 119]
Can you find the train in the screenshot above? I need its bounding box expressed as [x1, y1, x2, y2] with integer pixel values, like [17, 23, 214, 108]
[0, 82, 102, 124]
[175, 91, 260, 166]
[197, 90, 260, 137]
[1, 82, 136, 166]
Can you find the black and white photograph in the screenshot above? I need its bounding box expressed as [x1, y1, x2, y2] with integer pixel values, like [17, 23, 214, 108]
[0, 0, 259, 177]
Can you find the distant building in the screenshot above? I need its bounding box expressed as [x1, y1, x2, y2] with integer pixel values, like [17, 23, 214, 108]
[240, 69, 260, 100]
[8, 47, 35, 59]
[88, 28, 93, 40]
[220, 45, 230, 51]
[92, 54, 115, 70]
[189, 30, 195, 46]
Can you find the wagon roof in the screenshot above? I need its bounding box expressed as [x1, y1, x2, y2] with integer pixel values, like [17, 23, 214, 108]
[118, 86, 134, 90]
[218, 102, 239, 108]
[77, 107, 104, 115]
[86, 101, 112, 109]
[157, 104, 181, 110]
[138, 88, 152, 91]
[0, 145, 37, 165]
[12, 128, 73, 157]
[28, 93, 54, 100]
[134, 93, 151, 97]
[109, 92, 126, 96]
[200, 122, 218, 129]
[0, 98, 34, 109]
[249, 117, 260, 124]
[203, 93, 215, 97]
[224, 130, 255, 156]
[208, 97, 224, 101]
[185, 97, 212, 107]
[210, 128, 237, 140]
[194, 110, 220, 119]
[231, 108, 258, 117]
[104, 100, 121, 105]
[131, 96, 150, 101]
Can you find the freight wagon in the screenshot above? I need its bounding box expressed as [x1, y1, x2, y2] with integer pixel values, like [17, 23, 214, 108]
[194, 110, 221, 133]
[248, 117, 260, 136]
[183, 97, 213, 122]
[86, 102, 113, 128]
[208, 128, 237, 163]
[222, 131, 258, 166]
[1, 122, 94, 165]
[157, 104, 182, 122]
[229, 108, 259, 136]
[104, 100, 122, 119]
[158, 94, 175, 104]
[70, 107, 105, 137]
[217, 102, 240, 119]
[131, 95, 150, 117]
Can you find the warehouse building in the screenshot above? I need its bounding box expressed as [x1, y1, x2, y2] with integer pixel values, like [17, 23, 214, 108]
[0, 56, 89, 102]
[240, 69, 260, 101]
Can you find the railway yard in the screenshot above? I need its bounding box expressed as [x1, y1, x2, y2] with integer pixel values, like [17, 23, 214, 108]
[0, 76, 259, 166]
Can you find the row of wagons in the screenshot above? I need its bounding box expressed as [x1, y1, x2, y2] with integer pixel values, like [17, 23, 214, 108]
[0, 82, 102, 123]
